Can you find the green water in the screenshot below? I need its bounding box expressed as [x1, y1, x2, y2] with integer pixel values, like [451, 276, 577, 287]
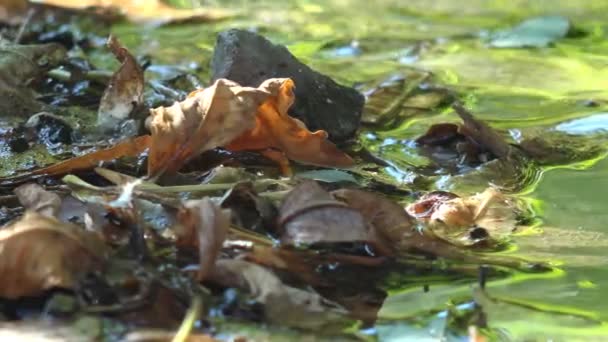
[112, 1, 608, 340]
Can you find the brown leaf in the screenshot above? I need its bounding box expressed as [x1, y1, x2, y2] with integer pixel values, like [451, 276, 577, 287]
[277, 180, 368, 246]
[0, 211, 106, 299]
[33, 0, 234, 25]
[226, 78, 354, 173]
[175, 198, 231, 282]
[97, 35, 144, 131]
[14, 183, 62, 218]
[332, 188, 416, 255]
[209, 259, 347, 329]
[147, 79, 270, 178]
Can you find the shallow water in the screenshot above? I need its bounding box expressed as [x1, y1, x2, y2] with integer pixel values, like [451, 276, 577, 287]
[75, 0, 608, 340]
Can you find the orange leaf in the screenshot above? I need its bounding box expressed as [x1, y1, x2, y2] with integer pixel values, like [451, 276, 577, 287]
[226, 78, 354, 169]
[147, 79, 270, 178]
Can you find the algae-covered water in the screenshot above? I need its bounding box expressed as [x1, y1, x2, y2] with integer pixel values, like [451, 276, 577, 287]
[6, 0, 608, 340]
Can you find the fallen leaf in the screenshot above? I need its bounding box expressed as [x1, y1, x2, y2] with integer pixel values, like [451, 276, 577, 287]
[406, 188, 517, 246]
[97, 35, 144, 132]
[226, 78, 354, 171]
[175, 198, 231, 282]
[0, 135, 151, 184]
[331, 188, 416, 255]
[488, 16, 570, 48]
[31, 0, 234, 25]
[147, 79, 270, 178]
[0, 211, 106, 299]
[277, 180, 368, 246]
[14, 183, 62, 217]
[209, 259, 347, 330]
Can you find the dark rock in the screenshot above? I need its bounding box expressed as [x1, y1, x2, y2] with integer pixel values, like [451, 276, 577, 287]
[211, 29, 363, 142]
[25, 112, 73, 145]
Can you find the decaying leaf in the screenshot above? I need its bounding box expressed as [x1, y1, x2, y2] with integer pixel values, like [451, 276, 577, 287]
[174, 198, 231, 282]
[406, 188, 518, 246]
[147, 79, 270, 178]
[226, 79, 354, 173]
[209, 259, 347, 329]
[331, 188, 416, 255]
[0, 211, 106, 299]
[277, 180, 368, 246]
[14, 183, 62, 217]
[97, 35, 144, 132]
[31, 0, 234, 25]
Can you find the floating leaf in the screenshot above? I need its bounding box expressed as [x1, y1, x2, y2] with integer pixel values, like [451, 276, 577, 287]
[488, 16, 571, 48]
[147, 79, 269, 178]
[31, 0, 234, 25]
[226, 79, 354, 173]
[14, 183, 62, 218]
[0, 211, 106, 299]
[277, 180, 368, 246]
[97, 35, 144, 132]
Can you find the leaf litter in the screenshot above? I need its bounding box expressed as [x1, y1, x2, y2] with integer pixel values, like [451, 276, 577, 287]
[0, 5, 599, 341]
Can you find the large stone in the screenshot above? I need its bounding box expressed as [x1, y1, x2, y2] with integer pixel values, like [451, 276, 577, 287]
[210, 29, 363, 142]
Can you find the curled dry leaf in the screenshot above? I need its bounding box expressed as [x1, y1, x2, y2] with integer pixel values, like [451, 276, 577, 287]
[406, 188, 517, 246]
[31, 0, 233, 25]
[98, 35, 144, 132]
[0, 211, 106, 299]
[14, 183, 62, 218]
[209, 259, 347, 330]
[277, 180, 368, 246]
[147, 79, 270, 178]
[226, 78, 354, 173]
[174, 198, 231, 282]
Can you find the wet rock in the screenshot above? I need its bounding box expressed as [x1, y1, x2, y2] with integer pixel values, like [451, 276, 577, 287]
[211, 29, 363, 142]
[25, 112, 73, 145]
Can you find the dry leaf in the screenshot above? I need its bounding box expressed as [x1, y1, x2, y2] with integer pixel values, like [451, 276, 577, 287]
[226, 78, 354, 172]
[98, 35, 144, 132]
[175, 198, 231, 282]
[31, 0, 233, 25]
[277, 180, 368, 246]
[14, 183, 62, 217]
[0, 211, 106, 299]
[209, 259, 347, 329]
[332, 188, 416, 255]
[147, 79, 270, 177]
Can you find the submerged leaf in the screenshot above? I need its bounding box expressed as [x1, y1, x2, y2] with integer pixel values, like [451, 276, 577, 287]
[0, 211, 106, 299]
[175, 198, 231, 282]
[31, 0, 234, 25]
[488, 16, 570, 48]
[98, 35, 144, 132]
[14, 183, 62, 218]
[147, 79, 269, 177]
[209, 259, 347, 329]
[277, 180, 368, 246]
[226, 79, 354, 172]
